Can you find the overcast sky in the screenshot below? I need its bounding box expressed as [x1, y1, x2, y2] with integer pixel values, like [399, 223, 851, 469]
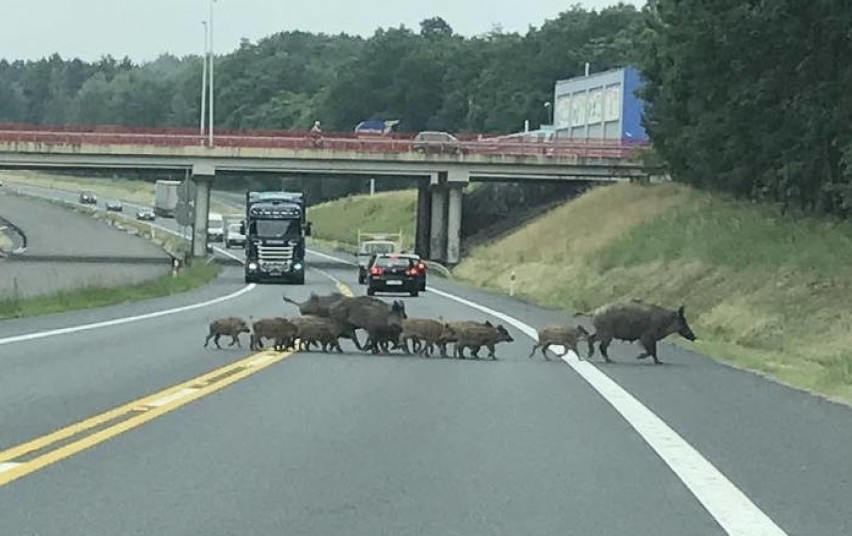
[1, 0, 643, 63]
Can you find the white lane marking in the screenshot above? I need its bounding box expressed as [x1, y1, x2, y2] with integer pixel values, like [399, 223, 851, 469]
[308, 249, 356, 266]
[306, 249, 788, 536]
[147, 388, 198, 408]
[0, 284, 256, 347]
[0, 462, 22, 474]
[428, 286, 787, 536]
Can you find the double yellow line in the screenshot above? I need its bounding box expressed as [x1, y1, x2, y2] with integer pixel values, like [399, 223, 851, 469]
[0, 348, 295, 488]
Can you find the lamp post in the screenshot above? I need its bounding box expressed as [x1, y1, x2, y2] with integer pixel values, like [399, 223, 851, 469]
[544, 101, 552, 126]
[200, 21, 208, 139]
[207, 0, 216, 148]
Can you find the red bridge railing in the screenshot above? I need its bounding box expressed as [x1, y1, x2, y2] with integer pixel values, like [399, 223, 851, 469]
[0, 123, 649, 160]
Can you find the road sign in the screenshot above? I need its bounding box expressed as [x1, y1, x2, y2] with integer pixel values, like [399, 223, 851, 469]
[175, 201, 195, 227]
[177, 179, 196, 204]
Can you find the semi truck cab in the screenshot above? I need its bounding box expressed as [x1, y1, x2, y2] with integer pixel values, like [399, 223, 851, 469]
[243, 191, 311, 285]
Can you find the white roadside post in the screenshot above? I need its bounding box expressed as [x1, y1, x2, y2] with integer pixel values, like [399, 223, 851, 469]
[509, 270, 516, 297]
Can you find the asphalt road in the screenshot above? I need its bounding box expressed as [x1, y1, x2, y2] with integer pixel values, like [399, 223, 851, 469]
[0, 190, 169, 298]
[0, 185, 850, 535]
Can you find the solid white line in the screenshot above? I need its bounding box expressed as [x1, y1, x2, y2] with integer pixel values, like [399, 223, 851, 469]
[147, 388, 198, 408]
[0, 283, 256, 347]
[0, 462, 22, 474]
[428, 286, 788, 536]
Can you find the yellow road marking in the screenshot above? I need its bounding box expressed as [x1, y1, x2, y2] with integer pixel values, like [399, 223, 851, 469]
[0, 348, 295, 488]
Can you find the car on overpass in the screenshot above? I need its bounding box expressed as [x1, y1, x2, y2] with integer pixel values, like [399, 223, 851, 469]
[413, 131, 466, 155]
[79, 191, 97, 205]
[366, 254, 421, 297]
[105, 200, 124, 212]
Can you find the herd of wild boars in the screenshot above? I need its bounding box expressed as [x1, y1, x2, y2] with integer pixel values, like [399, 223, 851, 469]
[205, 293, 696, 365]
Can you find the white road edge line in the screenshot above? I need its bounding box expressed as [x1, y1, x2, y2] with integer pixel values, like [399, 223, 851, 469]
[307, 247, 789, 536]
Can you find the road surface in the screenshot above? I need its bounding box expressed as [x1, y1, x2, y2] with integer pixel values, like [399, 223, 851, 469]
[0, 190, 169, 298]
[0, 185, 850, 535]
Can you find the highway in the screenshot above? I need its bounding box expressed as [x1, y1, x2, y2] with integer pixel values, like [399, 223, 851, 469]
[0, 190, 169, 298]
[0, 185, 851, 535]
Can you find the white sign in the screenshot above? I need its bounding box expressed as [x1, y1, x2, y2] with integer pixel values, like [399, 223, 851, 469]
[588, 89, 603, 123]
[555, 96, 572, 127]
[571, 93, 587, 127]
[605, 85, 621, 122]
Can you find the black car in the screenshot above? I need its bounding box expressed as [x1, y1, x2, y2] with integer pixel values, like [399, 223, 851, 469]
[367, 254, 420, 297]
[393, 253, 427, 291]
[79, 191, 97, 204]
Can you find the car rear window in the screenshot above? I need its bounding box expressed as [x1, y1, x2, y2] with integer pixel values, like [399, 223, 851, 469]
[364, 243, 395, 254]
[375, 256, 412, 268]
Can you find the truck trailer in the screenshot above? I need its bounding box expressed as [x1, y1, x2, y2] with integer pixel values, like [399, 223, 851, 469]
[153, 180, 180, 217]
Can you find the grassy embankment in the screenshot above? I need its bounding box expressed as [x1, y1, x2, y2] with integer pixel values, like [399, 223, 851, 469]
[308, 182, 852, 403]
[0, 170, 232, 214]
[0, 175, 223, 319]
[307, 190, 417, 253]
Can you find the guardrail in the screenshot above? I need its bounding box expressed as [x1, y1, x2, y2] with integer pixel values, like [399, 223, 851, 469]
[0, 123, 650, 160]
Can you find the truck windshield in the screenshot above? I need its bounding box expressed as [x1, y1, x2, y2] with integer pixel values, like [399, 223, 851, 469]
[251, 219, 300, 238]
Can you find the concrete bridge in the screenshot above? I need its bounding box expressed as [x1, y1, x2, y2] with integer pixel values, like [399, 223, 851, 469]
[0, 124, 652, 264]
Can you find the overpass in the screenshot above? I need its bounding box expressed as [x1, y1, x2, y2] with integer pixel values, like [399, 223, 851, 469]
[0, 124, 652, 264]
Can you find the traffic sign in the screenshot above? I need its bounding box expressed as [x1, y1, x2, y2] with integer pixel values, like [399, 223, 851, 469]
[177, 179, 196, 204]
[175, 201, 195, 227]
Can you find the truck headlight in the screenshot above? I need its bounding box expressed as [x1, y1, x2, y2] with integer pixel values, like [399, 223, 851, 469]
[293, 263, 303, 271]
[248, 262, 258, 271]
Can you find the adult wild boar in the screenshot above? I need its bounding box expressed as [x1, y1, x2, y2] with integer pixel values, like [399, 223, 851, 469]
[584, 301, 696, 364]
[204, 317, 251, 350]
[250, 317, 298, 352]
[282, 292, 345, 317]
[529, 325, 589, 360]
[329, 297, 407, 354]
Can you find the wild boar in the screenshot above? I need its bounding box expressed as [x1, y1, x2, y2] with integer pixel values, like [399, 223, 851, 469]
[289, 315, 346, 353]
[399, 318, 456, 357]
[364, 323, 405, 354]
[204, 317, 251, 350]
[250, 317, 298, 352]
[329, 297, 407, 353]
[282, 292, 345, 317]
[437, 320, 490, 358]
[528, 325, 589, 360]
[584, 301, 696, 364]
[453, 322, 514, 360]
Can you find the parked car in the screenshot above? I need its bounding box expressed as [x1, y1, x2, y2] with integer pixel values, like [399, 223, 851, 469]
[105, 200, 124, 212]
[412, 131, 466, 155]
[136, 210, 156, 221]
[79, 191, 97, 204]
[366, 254, 421, 297]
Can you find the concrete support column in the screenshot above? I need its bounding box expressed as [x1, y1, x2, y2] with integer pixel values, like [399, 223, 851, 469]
[446, 184, 463, 265]
[429, 187, 447, 263]
[415, 179, 431, 259]
[190, 164, 215, 260]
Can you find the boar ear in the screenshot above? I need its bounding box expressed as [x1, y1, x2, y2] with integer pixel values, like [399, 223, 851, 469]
[678, 305, 685, 317]
[485, 320, 493, 327]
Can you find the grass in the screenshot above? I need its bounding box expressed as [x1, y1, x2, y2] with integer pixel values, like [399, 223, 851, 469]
[308, 189, 417, 250]
[454, 182, 852, 404]
[0, 262, 221, 320]
[0, 170, 232, 214]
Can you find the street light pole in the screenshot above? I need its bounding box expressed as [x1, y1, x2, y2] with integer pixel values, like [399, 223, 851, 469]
[200, 21, 208, 139]
[208, 0, 216, 148]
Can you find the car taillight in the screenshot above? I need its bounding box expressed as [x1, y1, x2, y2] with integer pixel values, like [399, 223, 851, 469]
[417, 262, 426, 272]
[370, 267, 383, 276]
[405, 269, 416, 276]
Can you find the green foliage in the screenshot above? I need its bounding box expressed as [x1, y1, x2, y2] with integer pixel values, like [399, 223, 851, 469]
[639, 0, 852, 217]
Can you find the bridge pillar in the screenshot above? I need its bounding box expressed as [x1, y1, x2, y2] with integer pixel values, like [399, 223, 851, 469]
[446, 184, 463, 265]
[429, 186, 447, 263]
[415, 179, 431, 259]
[190, 163, 215, 261]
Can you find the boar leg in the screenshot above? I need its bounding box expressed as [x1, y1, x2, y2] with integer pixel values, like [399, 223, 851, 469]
[639, 337, 661, 364]
[204, 332, 216, 348]
[598, 334, 614, 363]
[487, 344, 497, 360]
[541, 343, 552, 361]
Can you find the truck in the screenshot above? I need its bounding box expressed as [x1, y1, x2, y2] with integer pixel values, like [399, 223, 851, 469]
[356, 230, 402, 284]
[223, 214, 246, 248]
[207, 212, 225, 242]
[243, 191, 311, 285]
[153, 180, 180, 217]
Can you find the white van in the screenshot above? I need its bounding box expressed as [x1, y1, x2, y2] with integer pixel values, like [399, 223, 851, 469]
[207, 212, 225, 243]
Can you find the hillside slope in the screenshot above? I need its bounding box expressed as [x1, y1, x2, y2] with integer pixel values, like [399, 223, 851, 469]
[455, 182, 852, 402]
[308, 190, 417, 250]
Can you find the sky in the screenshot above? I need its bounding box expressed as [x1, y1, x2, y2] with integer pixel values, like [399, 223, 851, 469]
[0, 0, 643, 63]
